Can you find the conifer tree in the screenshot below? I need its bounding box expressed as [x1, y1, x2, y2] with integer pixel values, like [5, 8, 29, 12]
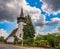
[23, 15, 35, 44]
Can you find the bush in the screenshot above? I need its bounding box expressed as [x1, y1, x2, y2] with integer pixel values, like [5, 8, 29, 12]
[34, 39, 50, 47]
[0, 36, 4, 43]
[39, 40, 49, 47]
[23, 38, 34, 46]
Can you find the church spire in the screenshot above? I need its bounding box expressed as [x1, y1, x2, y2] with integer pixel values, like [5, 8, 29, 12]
[20, 7, 24, 17]
[17, 7, 26, 23]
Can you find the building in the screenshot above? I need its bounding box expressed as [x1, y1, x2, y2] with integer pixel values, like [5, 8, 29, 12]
[7, 8, 26, 43]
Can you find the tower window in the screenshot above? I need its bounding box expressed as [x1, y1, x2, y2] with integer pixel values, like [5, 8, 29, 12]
[19, 34, 21, 37]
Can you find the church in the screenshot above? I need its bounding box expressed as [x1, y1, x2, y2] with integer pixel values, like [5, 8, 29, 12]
[7, 8, 26, 43]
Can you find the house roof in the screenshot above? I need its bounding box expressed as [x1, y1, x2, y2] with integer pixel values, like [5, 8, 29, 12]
[7, 28, 18, 38]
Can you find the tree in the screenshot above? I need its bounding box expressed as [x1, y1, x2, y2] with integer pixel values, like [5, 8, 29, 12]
[39, 40, 49, 47]
[0, 36, 4, 43]
[23, 15, 35, 45]
[13, 35, 19, 44]
[45, 34, 57, 47]
[57, 35, 60, 47]
[35, 35, 50, 47]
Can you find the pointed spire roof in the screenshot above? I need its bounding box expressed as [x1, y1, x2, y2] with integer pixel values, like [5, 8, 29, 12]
[20, 7, 24, 17]
[17, 7, 26, 23]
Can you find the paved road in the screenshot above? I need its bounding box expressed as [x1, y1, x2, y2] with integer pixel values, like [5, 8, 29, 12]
[0, 44, 58, 49]
[0, 44, 27, 49]
[0, 44, 40, 49]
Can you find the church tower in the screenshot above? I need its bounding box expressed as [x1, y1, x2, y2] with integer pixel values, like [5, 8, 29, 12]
[7, 8, 26, 43]
[17, 8, 25, 23]
[16, 8, 26, 40]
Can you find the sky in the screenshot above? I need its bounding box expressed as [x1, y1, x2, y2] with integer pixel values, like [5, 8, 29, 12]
[0, 0, 60, 35]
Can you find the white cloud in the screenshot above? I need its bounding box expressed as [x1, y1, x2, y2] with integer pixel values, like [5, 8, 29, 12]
[35, 25, 60, 36]
[0, 0, 42, 22]
[51, 18, 60, 22]
[0, 0, 60, 35]
[0, 0, 46, 28]
[35, 26, 47, 35]
[51, 17, 60, 26]
[0, 29, 8, 39]
[50, 25, 60, 34]
[41, 0, 60, 15]
[23, 5, 41, 17]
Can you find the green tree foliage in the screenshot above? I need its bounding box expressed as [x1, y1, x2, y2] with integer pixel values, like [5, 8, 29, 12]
[35, 33, 60, 48]
[39, 40, 49, 47]
[57, 35, 60, 47]
[45, 34, 57, 47]
[23, 15, 35, 45]
[13, 35, 19, 44]
[34, 36, 49, 47]
[0, 36, 4, 42]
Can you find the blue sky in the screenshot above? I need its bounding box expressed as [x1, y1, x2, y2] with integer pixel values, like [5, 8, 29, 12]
[0, 22, 18, 34]
[0, 0, 60, 35]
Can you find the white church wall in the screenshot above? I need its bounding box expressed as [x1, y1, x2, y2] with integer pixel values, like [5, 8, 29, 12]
[16, 22, 24, 40]
[7, 36, 14, 43]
